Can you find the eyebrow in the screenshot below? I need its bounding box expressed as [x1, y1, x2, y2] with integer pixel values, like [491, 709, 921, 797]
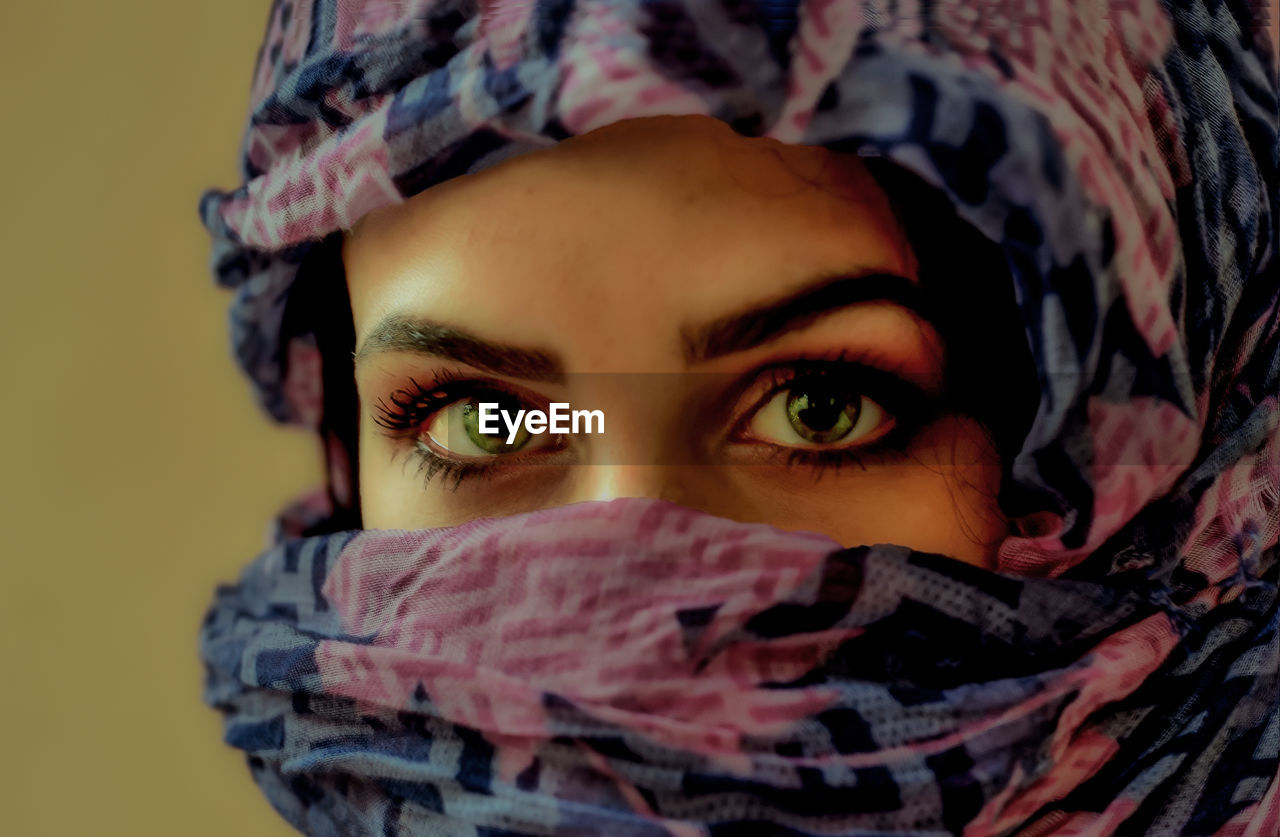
[355, 272, 929, 380]
[681, 272, 931, 364]
[354, 318, 565, 383]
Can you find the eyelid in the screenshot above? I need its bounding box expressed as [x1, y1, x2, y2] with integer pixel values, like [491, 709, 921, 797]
[372, 372, 554, 438]
[378, 376, 571, 490]
[421, 401, 565, 460]
[725, 357, 935, 448]
[688, 303, 945, 383]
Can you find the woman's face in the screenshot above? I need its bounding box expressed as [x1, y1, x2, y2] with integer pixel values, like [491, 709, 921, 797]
[344, 115, 1007, 566]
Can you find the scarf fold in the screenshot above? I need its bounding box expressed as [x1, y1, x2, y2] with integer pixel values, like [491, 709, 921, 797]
[199, 1, 1279, 834]
[202, 498, 1276, 835]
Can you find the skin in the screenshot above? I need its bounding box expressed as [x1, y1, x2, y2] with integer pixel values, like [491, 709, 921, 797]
[343, 114, 1008, 567]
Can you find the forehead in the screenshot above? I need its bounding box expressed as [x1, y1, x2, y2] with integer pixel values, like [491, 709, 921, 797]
[348, 115, 904, 246]
[343, 115, 917, 347]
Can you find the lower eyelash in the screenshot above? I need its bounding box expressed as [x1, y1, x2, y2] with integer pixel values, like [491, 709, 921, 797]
[770, 418, 922, 476]
[734, 363, 933, 461]
[783, 447, 873, 479]
[410, 429, 901, 490]
[407, 439, 491, 491]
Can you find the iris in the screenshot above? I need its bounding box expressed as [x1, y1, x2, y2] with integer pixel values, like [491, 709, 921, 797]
[786, 380, 861, 444]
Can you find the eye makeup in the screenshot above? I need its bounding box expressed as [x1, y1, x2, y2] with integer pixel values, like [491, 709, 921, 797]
[371, 369, 568, 490]
[367, 349, 942, 491]
[724, 353, 939, 473]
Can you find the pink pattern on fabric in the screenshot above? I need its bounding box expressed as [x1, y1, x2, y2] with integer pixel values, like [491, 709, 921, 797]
[769, 0, 867, 141]
[1182, 422, 1280, 589]
[220, 3, 1196, 581]
[559, 3, 708, 134]
[1085, 397, 1199, 543]
[311, 497, 1193, 811]
[220, 107, 400, 249]
[1016, 799, 1141, 837]
[283, 337, 325, 429]
[200, 1, 1279, 831]
[1234, 766, 1280, 836]
[251, 0, 317, 109]
[245, 123, 325, 183]
[480, 0, 540, 70]
[315, 500, 854, 758]
[967, 613, 1179, 834]
[949, 3, 1184, 362]
[999, 398, 1201, 576]
[962, 0, 1183, 361]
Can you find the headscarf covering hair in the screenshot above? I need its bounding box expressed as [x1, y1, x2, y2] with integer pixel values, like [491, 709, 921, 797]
[199, 1, 1278, 834]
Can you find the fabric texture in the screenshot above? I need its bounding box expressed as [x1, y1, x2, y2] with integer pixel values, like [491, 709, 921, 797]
[199, 0, 1279, 834]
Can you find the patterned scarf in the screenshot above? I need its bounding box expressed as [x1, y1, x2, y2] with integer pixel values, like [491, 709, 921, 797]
[198, 1, 1279, 834]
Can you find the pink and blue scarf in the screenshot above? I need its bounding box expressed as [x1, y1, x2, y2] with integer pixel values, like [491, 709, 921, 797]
[199, 1, 1278, 834]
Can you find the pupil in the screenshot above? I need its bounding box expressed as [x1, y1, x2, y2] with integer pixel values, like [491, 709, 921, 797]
[796, 390, 842, 431]
[466, 395, 519, 437]
[461, 395, 527, 455]
[786, 379, 860, 444]
[794, 383, 847, 431]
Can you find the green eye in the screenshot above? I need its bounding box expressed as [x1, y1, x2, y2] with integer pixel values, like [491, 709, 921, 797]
[747, 376, 893, 449]
[785, 380, 860, 443]
[427, 396, 531, 457]
[461, 400, 529, 453]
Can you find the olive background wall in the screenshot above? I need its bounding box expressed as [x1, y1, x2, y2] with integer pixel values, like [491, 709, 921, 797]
[3, 3, 317, 834]
[1, 3, 1277, 837]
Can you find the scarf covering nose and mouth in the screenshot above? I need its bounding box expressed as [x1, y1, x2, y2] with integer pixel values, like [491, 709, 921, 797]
[205, 497, 1231, 837]
[198, 0, 1278, 834]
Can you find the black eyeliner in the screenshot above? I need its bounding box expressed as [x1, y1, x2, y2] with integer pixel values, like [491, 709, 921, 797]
[727, 355, 941, 466]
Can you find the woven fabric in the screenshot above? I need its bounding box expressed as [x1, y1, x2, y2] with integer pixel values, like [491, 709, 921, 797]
[199, 1, 1279, 834]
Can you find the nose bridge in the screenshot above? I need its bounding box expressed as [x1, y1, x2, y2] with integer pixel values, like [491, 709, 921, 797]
[558, 371, 698, 503]
[567, 406, 671, 503]
[566, 463, 672, 504]
[563, 409, 662, 506]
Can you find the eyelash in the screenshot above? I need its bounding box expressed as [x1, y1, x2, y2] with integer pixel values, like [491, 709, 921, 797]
[372, 367, 465, 433]
[372, 357, 934, 489]
[372, 370, 523, 490]
[729, 354, 932, 473]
